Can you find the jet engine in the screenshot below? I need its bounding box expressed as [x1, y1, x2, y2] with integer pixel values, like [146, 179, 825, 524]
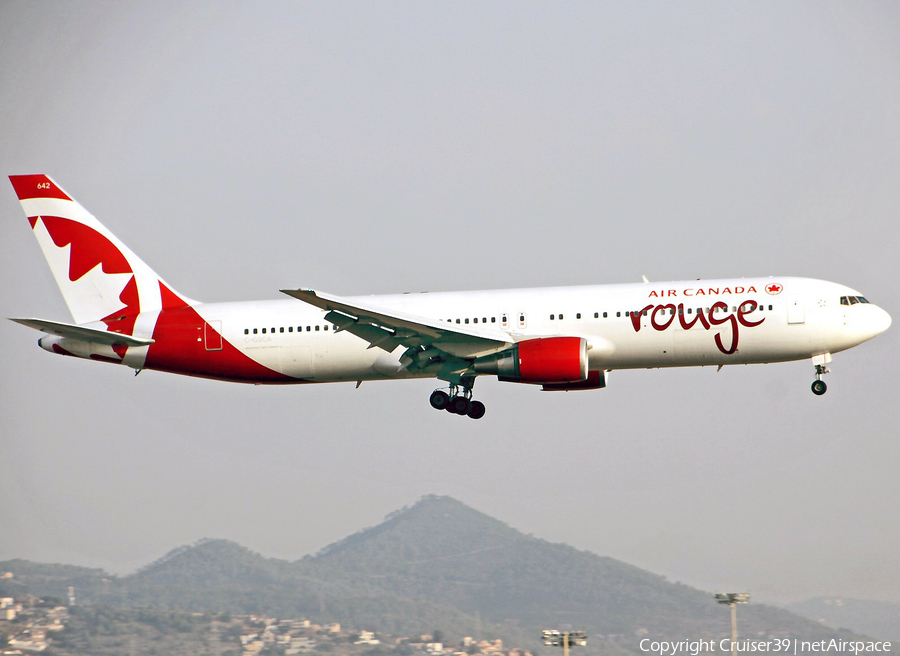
[475, 336, 588, 384]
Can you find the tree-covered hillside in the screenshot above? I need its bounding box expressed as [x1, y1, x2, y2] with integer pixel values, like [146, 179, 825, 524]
[0, 495, 871, 655]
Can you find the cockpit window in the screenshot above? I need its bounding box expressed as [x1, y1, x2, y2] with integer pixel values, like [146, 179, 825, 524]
[857, 296, 869, 304]
[841, 295, 870, 305]
[849, 296, 859, 304]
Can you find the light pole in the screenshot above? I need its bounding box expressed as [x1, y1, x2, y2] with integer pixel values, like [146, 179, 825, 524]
[715, 593, 749, 656]
[542, 630, 587, 656]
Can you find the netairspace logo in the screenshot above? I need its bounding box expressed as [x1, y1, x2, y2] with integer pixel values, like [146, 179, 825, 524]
[639, 639, 893, 656]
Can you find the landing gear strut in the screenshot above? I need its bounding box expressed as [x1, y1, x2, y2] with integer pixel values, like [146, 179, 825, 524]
[811, 365, 828, 396]
[810, 354, 831, 396]
[429, 382, 485, 419]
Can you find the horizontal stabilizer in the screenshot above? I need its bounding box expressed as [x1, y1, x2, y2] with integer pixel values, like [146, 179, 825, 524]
[9, 318, 155, 347]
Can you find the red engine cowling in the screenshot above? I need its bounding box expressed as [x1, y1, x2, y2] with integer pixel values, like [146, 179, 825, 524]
[482, 337, 588, 384]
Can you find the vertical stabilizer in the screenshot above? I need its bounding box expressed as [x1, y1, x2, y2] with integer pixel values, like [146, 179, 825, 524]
[9, 175, 194, 335]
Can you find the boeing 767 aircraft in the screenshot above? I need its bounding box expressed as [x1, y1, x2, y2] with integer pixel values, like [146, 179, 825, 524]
[8, 175, 891, 419]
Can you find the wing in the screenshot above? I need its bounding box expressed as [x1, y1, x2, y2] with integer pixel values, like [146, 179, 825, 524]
[280, 288, 513, 379]
[9, 318, 155, 347]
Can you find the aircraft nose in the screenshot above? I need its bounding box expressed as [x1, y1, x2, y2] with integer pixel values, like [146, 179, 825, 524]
[856, 304, 892, 341]
[871, 305, 892, 336]
[848, 304, 891, 344]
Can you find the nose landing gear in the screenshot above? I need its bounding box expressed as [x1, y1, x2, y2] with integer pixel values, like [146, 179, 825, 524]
[429, 384, 486, 419]
[810, 353, 832, 396]
[811, 376, 827, 395]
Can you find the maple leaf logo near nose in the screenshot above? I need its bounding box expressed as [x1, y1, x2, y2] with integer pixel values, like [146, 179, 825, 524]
[766, 283, 783, 295]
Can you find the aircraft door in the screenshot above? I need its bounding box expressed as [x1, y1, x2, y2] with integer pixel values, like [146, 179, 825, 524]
[282, 345, 314, 378]
[787, 297, 805, 324]
[204, 320, 223, 351]
[280, 330, 315, 378]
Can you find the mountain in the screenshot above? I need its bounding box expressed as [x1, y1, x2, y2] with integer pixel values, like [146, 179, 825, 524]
[303, 496, 867, 641]
[786, 597, 900, 641]
[311, 496, 707, 632]
[0, 495, 872, 654]
[126, 535, 517, 642]
[0, 559, 108, 601]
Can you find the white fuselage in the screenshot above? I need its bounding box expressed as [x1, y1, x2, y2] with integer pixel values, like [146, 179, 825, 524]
[182, 276, 889, 383]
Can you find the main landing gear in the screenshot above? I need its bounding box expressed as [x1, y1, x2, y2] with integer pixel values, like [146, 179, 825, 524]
[429, 385, 486, 419]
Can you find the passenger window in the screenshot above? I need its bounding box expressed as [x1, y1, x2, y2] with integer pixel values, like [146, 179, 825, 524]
[244, 329, 249, 335]
[456, 319, 460, 324]
[315, 325, 320, 331]
[306, 326, 311, 331]
[491, 317, 496, 323]
[280, 327, 284, 333]
[576, 313, 581, 319]
[482, 317, 487, 323]
[550, 314, 555, 320]
[288, 327, 293, 332]
[465, 318, 469, 324]
[603, 312, 608, 318]
[616, 311, 621, 317]
[262, 328, 266, 334]
[594, 312, 599, 318]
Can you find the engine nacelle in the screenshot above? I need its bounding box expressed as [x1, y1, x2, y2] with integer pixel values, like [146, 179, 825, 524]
[476, 337, 589, 384]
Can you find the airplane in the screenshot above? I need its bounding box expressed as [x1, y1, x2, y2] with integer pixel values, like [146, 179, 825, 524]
[8, 174, 892, 419]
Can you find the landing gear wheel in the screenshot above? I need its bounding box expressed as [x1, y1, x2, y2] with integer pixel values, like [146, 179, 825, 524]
[430, 377, 484, 417]
[451, 396, 471, 415]
[811, 380, 827, 396]
[467, 400, 486, 419]
[429, 390, 451, 410]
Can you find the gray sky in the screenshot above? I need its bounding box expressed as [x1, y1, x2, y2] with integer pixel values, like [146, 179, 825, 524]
[1, 1, 898, 607]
